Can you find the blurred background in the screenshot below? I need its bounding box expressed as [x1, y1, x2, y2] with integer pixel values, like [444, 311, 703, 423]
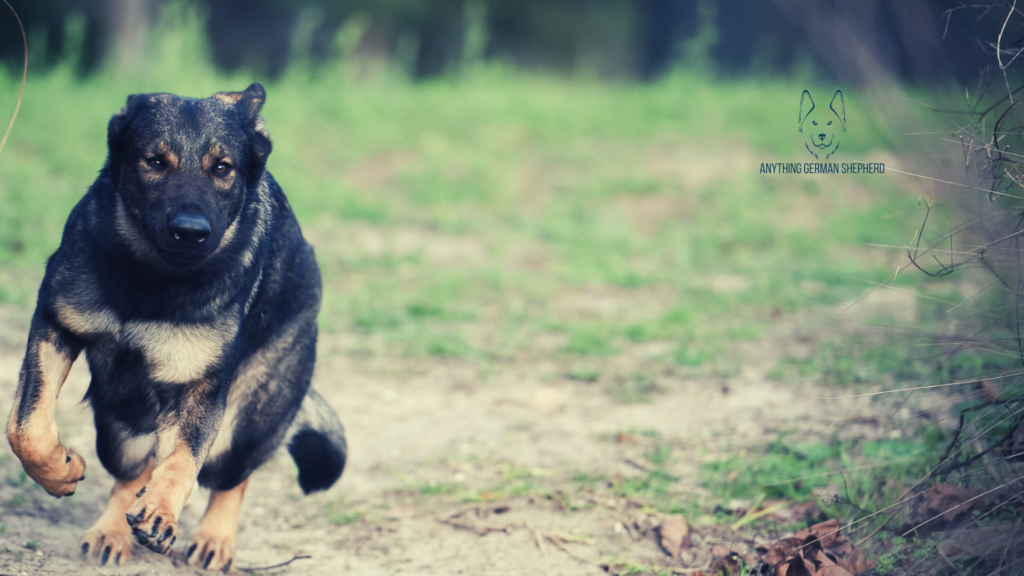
[0, 2, 1022, 575]
[0, 0, 1014, 84]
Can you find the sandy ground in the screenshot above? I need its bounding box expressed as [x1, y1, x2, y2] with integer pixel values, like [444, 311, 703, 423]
[0, 298, 939, 576]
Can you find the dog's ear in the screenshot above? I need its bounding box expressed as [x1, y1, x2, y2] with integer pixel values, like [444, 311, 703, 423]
[107, 94, 147, 149]
[799, 90, 815, 128]
[215, 83, 272, 172]
[830, 90, 846, 130]
[214, 83, 268, 135]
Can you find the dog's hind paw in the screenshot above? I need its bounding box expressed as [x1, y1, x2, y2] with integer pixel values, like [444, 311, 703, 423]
[186, 532, 236, 572]
[125, 494, 178, 554]
[80, 524, 133, 566]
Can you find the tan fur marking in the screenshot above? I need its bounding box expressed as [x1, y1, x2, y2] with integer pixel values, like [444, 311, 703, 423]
[115, 196, 164, 265]
[123, 319, 234, 384]
[125, 431, 202, 553]
[201, 142, 230, 172]
[121, 432, 157, 465]
[155, 142, 179, 170]
[206, 316, 304, 462]
[146, 435, 200, 512]
[212, 92, 244, 104]
[187, 478, 248, 571]
[81, 459, 155, 565]
[54, 299, 120, 337]
[6, 339, 86, 497]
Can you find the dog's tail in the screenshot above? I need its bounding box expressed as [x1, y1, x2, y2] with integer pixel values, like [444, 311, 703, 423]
[285, 388, 347, 494]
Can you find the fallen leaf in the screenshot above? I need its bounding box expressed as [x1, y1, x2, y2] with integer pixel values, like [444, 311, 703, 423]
[845, 548, 874, 576]
[763, 537, 802, 565]
[913, 484, 982, 524]
[935, 525, 1019, 559]
[658, 515, 691, 558]
[777, 554, 814, 576]
[980, 380, 1001, 402]
[816, 567, 854, 576]
[795, 519, 844, 548]
[709, 550, 746, 576]
[766, 501, 820, 523]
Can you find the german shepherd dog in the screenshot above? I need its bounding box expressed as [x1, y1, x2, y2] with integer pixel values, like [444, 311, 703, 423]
[5, 83, 346, 571]
[799, 89, 845, 160]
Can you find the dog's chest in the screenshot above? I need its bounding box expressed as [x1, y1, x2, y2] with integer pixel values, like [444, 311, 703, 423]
[56, 298, 239, 384]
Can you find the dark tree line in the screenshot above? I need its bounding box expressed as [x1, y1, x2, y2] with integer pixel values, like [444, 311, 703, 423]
[0, 0, 1019, 85]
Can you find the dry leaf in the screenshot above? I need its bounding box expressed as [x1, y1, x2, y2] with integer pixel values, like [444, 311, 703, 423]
[936, 525, 1019, 559]
[710, 550, 746, 576]
[710, 545, 730, 558]
[845, 548, 874, 576]
[763, 517, 873, 576]
[980, 380, 1001, 402]
[816, 567, 854, 576]
[795, 519, 844, 548]
[777, 554, 814, 576]
[913, 484, 982, 524]
[658, 515, 691, 558]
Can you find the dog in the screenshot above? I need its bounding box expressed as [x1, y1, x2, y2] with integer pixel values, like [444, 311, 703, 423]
[799, 89, 845, 160]
[5, 83, 346, 571]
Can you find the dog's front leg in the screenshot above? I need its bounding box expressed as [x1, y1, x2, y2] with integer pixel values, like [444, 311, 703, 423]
[5, 310, 85, 497]
[126, 382, 224, 554]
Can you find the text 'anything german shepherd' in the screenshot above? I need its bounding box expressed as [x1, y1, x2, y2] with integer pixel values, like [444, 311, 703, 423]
[5, 83, 346, 571]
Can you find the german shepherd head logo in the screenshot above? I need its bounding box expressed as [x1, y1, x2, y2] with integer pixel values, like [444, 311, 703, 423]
[799, 89, 845, 160]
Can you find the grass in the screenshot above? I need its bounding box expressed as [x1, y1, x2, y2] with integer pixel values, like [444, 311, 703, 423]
[0, 2, 954, 369]
[3, 5, 1018, 569]
[699, 428, 947, 530]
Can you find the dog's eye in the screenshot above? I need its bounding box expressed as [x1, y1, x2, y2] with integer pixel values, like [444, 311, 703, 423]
[812, 121, 817, 125]
[214, 162, 232, 176]
[145, 157, 163, 168]
[827, 121, 832, 125]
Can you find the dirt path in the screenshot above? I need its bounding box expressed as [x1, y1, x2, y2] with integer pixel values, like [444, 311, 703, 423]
[0, 301, 935, 576]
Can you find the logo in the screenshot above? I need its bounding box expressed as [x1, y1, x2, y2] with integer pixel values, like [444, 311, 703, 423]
[799, 89, 845, 160]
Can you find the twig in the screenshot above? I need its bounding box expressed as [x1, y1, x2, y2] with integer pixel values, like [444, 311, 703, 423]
[624, 459, 650, 473]
[544, 533, 594, 565]
[0, 0, 27, 158]
[526, 522, 547, 556]
[237, 554, 312, 573]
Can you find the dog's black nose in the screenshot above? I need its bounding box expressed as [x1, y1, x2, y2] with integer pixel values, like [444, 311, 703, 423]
[169, 214, 211, 246]
[818, 134, 826, 140]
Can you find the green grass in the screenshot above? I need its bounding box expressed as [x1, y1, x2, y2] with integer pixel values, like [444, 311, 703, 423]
[699, 428, 946, 524]
[0, 1, 951, 368]
[4, 8, 1013, 558]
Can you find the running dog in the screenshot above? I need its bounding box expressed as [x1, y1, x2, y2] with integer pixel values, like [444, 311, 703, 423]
[5, 83, 346, 571]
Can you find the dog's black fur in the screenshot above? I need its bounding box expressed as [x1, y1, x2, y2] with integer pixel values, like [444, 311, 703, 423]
[6, 83, 345, 563]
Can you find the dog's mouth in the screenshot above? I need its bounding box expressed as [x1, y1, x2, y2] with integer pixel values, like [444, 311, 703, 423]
[811, 134, 835, 149]
[156, 248, 213, 267]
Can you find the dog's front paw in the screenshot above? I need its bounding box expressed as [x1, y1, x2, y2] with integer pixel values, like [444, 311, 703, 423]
[80, 522, 133, 566]
[20, 442, 86, 498]
[125, 489, 178, 554]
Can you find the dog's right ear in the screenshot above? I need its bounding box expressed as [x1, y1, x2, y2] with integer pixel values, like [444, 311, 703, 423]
[107, 94, 147, 148]
[798, 90, 815, 128]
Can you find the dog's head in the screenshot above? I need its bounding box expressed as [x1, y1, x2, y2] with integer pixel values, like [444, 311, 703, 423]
[798, 90, 845, 154]
[105, 83, 272, 267]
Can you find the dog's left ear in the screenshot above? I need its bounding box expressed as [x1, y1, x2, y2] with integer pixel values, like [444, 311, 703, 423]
[214, 83, 268, 136]
[830, 90, 846, 131]
[799, 90, 814, 128]
[214, 83, 272, 170]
